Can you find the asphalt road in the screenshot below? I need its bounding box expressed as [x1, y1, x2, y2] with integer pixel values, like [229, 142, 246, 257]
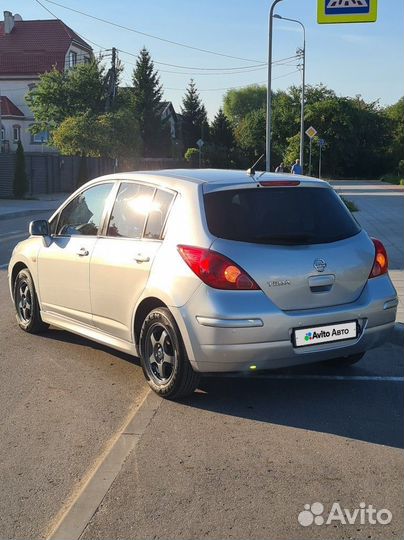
[0, 212, 50, 267]
[0, 270, 149, 539]
[0, 200, 403, 540]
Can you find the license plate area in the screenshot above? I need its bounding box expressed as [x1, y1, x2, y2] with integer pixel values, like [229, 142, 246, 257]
[293, 320, 358, 348]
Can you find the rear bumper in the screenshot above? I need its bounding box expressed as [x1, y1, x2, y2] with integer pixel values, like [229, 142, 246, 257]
[171, 274, 398, 373]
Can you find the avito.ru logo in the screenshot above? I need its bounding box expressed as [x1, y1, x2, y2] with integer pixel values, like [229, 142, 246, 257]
[298, 502, 392, 527]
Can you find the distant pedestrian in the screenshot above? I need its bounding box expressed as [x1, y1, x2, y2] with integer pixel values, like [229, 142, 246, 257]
[291, 159, 302, 175]
[275, 162, 284, 173]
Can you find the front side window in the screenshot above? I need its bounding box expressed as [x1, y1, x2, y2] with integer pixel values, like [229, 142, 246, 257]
[107, 182, 155, 239]
[57, 183, 113, 236]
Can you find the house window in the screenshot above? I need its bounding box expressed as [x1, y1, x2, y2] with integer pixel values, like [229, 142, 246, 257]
[0, 126, 5, 141]
[68, 51, 77, 68]
[12, 125, 21, 142]
[32, 130, 49, 144]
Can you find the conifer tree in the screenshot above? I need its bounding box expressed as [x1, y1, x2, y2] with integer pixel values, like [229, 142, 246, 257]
[13, 141, 28, 198]
[132, 47, 166, 156]
[181, 79, 209, 150]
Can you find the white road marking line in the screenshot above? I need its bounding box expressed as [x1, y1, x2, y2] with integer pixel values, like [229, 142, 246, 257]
[223, 374, 403, 382]
[46, 389, 161, 540]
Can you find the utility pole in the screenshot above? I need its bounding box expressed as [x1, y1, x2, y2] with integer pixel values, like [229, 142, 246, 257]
[105, 47, 118, 112]
[298, 43, 305, 172]
[266, 0, 284, 172]
[319, 142, 322, 178]
[111, 47, 117, 105]
[273, 14, 306, 173]
[309, 137, 313, 176]
[318, 139, 325, 178]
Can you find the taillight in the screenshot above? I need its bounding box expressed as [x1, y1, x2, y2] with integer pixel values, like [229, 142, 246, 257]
[369, 238, 388, 278]
[177, 245, 260, 290]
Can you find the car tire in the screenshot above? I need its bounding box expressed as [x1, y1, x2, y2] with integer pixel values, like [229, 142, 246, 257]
[139, 307, 200, 399]
[13, 268, 49, 333]
[332, 352, 366, 366]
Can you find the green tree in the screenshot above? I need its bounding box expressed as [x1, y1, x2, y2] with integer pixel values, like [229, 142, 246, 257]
[284, 96, 390, 177]
[13, 141, 28, 198]
[234, 108, 266, 162]
[26, 60, 108, 136]
[52, 110, 141, 158]
[210, 108, 235, 148]
[384, 97, 404, 173]
[288, 83, 336, 108]
[132, 47, 169, 157]
[205, 108, 236, 167]
[223, 84, 267, 125]
[181, 80, 209, 150]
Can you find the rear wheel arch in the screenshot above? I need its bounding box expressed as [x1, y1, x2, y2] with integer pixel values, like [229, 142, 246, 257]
[134, 297, 168, 348]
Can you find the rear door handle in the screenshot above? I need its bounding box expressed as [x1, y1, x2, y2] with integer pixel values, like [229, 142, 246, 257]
[134, 254, 150, 263]
[77, 247, 89, 257]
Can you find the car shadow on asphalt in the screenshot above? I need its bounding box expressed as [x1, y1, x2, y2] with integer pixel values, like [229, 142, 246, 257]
[181, 362, 404, 449]
[39, 327, 403, 449]
[38, 327, 141, 367]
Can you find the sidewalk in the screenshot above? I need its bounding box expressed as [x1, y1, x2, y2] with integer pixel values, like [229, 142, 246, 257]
[331, 180, 404, 323]
[0, 193, 69, 221]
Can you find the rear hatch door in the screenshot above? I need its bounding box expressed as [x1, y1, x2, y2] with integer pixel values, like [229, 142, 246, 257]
[204, 182, 375, 310]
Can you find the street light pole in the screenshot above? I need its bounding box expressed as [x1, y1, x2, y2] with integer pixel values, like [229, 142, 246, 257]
[266, 0, 284, 172]
[273, 14, 306, 172]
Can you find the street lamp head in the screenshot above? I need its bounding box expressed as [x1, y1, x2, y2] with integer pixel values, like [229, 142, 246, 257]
[273, 14, 282, 19]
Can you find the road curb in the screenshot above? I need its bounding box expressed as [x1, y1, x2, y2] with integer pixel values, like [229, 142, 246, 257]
[0, 208, 56, 221]
[46, 390, 161, 540]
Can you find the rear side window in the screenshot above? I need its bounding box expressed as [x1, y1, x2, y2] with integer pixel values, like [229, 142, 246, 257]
[144, 189, 175, 240]
[204, 187, 361, 245]
[107, 183, 155, 239]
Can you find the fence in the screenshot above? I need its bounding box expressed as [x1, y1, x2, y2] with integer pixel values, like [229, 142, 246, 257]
[0, 154, 188, 198]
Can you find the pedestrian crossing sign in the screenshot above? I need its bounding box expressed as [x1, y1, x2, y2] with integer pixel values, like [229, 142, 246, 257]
[318, 0, 377, 24]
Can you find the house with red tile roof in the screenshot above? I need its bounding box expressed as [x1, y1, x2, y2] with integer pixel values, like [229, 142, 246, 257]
[0, 10, 92, 153]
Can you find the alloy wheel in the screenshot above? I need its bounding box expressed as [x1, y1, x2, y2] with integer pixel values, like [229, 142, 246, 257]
[16, 280, 32, 323]
[144, 323, 177, 385]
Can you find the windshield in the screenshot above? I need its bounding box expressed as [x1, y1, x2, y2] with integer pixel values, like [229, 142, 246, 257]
[204, 186, 361, 245]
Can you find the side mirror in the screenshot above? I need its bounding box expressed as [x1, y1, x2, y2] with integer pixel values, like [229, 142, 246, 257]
[29, 219, 50, 236]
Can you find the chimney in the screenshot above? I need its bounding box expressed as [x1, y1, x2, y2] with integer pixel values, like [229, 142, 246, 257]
[4, 11, 15, 34]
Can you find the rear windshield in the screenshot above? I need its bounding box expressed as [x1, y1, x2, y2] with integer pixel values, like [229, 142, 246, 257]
[204, 187, 361, 245]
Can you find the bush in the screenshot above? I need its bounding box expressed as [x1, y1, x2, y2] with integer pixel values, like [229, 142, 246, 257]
[341, 196, 358, 212]
[13, 141, 28, 198]
[184, 147, 200, 166]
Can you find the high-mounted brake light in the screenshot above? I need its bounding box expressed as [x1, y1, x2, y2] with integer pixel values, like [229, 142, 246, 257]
[369, 238, 388, 278]
[177, 246, 260, 290]
[259, 180, 300, 187]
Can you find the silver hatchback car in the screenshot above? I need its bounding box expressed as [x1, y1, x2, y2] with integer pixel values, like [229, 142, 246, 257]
[9, 169, 398, 399]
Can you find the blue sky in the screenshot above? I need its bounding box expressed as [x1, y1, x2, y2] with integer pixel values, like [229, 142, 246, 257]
[10, 0, 404, 118]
